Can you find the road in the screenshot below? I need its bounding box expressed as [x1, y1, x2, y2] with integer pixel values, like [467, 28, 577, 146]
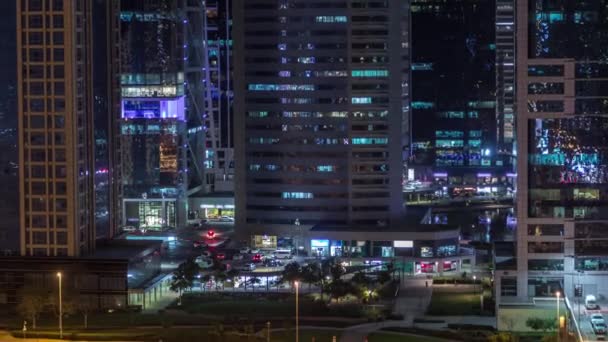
[571, 299, 606, 342]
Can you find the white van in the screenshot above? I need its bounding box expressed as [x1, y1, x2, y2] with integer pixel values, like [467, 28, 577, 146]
[274, 249, 292, 259]
[587, 294, 600, 310]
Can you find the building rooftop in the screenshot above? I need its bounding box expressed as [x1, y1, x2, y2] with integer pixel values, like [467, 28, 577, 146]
[91, 239, 162, 260]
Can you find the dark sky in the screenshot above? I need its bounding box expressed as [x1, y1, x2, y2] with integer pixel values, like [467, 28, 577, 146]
[0, 1, 15, 91]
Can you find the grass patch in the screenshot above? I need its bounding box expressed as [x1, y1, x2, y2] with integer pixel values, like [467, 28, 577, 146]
[174, 293, 369, 319]
[426, 292, 482, 316]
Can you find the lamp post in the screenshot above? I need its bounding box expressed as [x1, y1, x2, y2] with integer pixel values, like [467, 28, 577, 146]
[57, 272, 63, 339]
[294, 281, 299, 342]
[556, 291, 560, 342]
[473, 275, 477, 293]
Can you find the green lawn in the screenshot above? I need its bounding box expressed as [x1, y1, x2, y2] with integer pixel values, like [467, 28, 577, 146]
[368, 332, 449, 342]
[13, 327, 342, 342]
[426, 292, 482, 316]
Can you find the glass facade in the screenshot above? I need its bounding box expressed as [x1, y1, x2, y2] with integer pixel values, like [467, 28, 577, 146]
[528, 118, 608, 219]
[236, 0, 409, 231]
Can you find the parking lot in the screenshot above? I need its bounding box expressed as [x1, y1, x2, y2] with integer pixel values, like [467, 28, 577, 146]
[572, 298, 608, 341]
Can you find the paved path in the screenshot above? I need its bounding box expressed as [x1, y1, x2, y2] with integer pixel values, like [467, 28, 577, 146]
[339, 276, 433, 342]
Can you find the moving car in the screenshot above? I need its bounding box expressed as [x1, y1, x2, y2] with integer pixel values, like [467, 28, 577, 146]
[587, 295, 601, 310]
[593, 321, 607, 339]
[592, 313, 606, 325]
[219, 216, 234, 222]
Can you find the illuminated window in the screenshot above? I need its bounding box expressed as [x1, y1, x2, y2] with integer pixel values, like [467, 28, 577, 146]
[351, 69, 388, 77]
[282, 192, 314, 199]
[469, 130, 482, 138]
[315, 16, 348, 23]
[351, 97, 372, 104]
[317, 165, 335, 172]
[352, 137, 388, 145]
[435, 131, 464, 138]
[248, 84, 315, 91]
[436, 140, 464, 148]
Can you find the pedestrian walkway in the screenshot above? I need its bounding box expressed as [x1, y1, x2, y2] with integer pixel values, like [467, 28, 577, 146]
[339, 276, 434, 342]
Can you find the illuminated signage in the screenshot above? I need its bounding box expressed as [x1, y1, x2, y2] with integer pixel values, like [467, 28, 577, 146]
[121, 97, 185, 121]
[394, 240, 413, 248]
[311, 239, 329, 247]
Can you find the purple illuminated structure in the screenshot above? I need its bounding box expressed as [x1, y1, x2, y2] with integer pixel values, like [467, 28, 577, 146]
[121, 96, 185, 121]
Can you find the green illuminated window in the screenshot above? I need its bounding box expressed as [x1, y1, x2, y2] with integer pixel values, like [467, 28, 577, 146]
[351, 70, 388, 77]
[315, 16, 348, 23]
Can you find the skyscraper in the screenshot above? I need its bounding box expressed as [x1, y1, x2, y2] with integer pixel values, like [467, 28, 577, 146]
[17, 0, 96, 256]
[409, 0, 511, 193]
[495, 0, 516, 164]
[119, 0, 188, 230]
[496, 0, 608, 306]
[234, 0, 410, 247]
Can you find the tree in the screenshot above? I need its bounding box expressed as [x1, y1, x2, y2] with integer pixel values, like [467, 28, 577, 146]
[301, 263, 322, 291]
[73, 298, 96, 329]
[280, 262, 302, 286]
[225, 269, 239, 291]
[200, 274, 212, 292]
[329, 263, 345, 282]
[351, 271, 371, 287]
[16, 286, 48, 329]
[525, 317, 556, 333]
[170, 259, 200, 303]
[328, 279, 353, 302]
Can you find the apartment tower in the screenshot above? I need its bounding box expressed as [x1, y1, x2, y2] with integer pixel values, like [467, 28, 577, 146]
[495, 0, 608, 303]
[234, 0, 410, 246]
[17, 0, 96, 256]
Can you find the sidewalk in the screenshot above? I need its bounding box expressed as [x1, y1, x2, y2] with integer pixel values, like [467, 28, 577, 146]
[339, 276, 434, 342]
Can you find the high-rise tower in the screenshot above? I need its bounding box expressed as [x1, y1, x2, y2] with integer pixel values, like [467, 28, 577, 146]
[495, 0, 608, 308]
[17, 0, 96, 256]
[234, 0, 410, 245]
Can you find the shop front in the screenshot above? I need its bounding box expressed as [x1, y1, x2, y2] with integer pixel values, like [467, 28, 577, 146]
[188, 195, 235, 220]
[252, 235, 278, 249]
[123, 198, 177, 230]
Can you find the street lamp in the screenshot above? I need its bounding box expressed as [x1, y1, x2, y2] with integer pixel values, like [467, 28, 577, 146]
[57, 272, 63, 339]
[473, 275, 477, 293]
[556, 291, 560, 342]
[294, 281, 299, 342]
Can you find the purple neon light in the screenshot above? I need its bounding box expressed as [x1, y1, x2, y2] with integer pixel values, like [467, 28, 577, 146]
[121, 96, 185, 121]
[477, 173, 491, 178]
[433, 172, 448, 177]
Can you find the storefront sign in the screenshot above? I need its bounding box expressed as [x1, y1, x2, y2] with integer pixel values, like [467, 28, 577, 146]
[253, 235, 277, 248]
[311, 239, 329, 247]
[394, 240, 413, 248]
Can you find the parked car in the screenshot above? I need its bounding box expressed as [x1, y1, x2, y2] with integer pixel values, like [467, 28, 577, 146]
[219, 216, 234, 222]
[273, 249, 292, 259]
[232, 254, 244, 261]
[122, 226, 137, 232]
[250, 248, 260, 254]
[593, 321, 607, 339]
[206, 230, 216, 239]
[193, 240, 207, 248]
[263, 259, 283, 267]
[195, 256, 213, 269]
[235, 263, 256, 272]
[239, 247, 251, 254]
[200, 250, 213, 258]
[252, 253, 263, 263]
[587, 295, 601, 310]
[215, 252, 226, 260]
